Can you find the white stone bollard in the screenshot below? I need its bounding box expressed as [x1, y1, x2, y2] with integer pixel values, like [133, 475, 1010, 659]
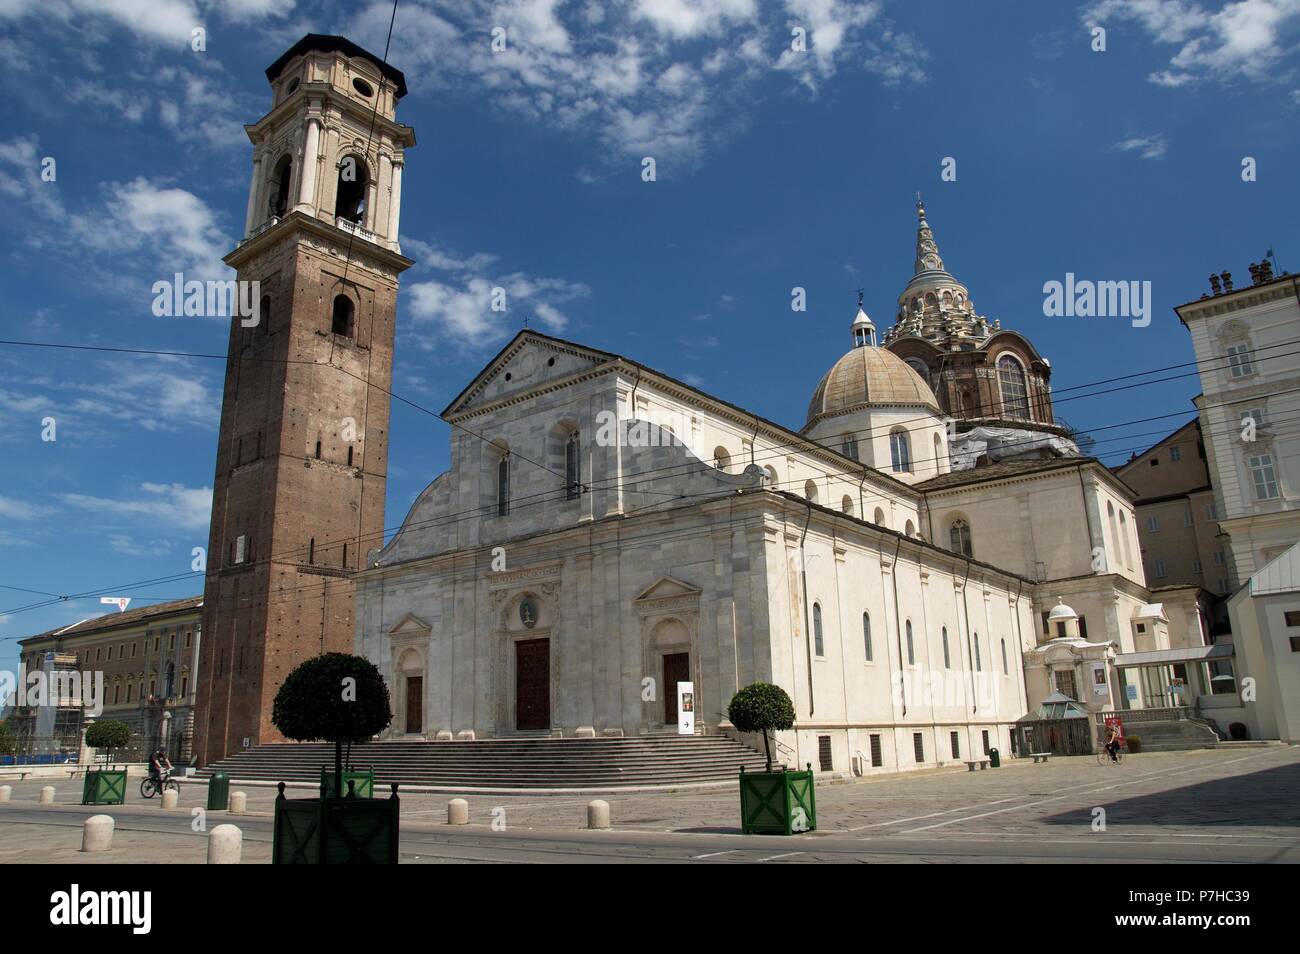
[161, 788, 179, 810]
[447, 798, 469, 825]
[207, 824, 242, 864]
[587, 799, 610, 830]
[82, 815, 114, 852]
[39, 786, 56, 804]
[0, 785, 11, 802]
[229, 791, 247, 814]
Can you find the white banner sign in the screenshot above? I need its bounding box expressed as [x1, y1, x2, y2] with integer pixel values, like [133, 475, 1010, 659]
[100, 597, 131, 613]
[677, 681, 695, 735]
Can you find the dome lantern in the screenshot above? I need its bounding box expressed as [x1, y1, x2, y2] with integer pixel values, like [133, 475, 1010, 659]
[851, 290, 876, 348]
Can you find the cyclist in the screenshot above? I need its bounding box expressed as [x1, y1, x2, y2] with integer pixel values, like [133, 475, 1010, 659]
[149, 747, 173, 785]
[1103, 723, 1122, 763]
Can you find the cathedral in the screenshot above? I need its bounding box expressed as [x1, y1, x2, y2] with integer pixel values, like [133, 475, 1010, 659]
[196, 35, 1219, 772]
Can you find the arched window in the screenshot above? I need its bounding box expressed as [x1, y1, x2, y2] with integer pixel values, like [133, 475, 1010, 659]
[974, 631, 982, 671]
[942, 626, 951, 668]
[905, 519, 916, 537]
[813, 603, 824, 656]
[873, 506, 886, 527]
[890, 429, 911, 473]
[497, 455, 510, 516]
[1118, 511, 1132, 568]
[269, 154, 292, 218]
[335, 154, 369, 224]
[905, 620, 915, 665]
[762, 465, 778, 486]
[165, 663, 175, 697]
[841, 434, 859, 460]
[997, 355, 1031, 420]
[1000, 637, 1008, 675]
[331, 295, 354, 337]
[1106, 501, 1118, 572]
[841, 495, 854, 516]
[949, 518, 972, 557]
[933, 431, 943, 465]
[713, 446, 731, 472]
[863, 612, 873, 661]
[565, 431, 581, 499]
[804, 479, 819, 503]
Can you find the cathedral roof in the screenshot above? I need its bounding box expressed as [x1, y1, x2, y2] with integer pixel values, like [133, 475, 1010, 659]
[805, 345, 940, 427]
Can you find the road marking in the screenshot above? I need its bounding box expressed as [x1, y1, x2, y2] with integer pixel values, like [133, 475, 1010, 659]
[693, 849, 739, 859]
[758, 851, 803, 862]
[845, 795, 1027, 830]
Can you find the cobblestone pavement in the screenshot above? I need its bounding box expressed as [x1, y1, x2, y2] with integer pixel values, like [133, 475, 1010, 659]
[2, 746, 1296, 862]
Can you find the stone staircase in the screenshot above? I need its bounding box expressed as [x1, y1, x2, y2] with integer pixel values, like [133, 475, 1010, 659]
[1129, 719, 1221, 752]
[199, 735, 770, 791]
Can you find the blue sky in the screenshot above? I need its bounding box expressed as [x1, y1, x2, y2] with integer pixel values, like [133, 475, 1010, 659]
[2, 0, 1298, 670]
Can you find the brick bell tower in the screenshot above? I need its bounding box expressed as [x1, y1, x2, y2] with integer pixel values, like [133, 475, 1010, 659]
[194, 35, 415, 764]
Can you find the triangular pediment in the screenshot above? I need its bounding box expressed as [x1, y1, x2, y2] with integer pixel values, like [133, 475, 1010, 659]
[441, 331, 621, 418]
[634, 576, 702, 603]
[388, 612, 431, 637]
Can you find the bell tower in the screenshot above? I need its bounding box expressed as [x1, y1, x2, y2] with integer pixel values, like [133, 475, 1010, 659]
[194, 35, 416, 764]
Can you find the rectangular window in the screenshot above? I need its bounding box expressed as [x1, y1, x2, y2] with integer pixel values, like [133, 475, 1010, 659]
[1239, 407, 1266, 429]
[1248, 454, 1280, 500]
[1184, 510, 1193, 527]
[153, 636, 159, 652]
[982, 730, 990, 755]
[1226, 344, 1255, 378]
[913, 733, 925, 763]
[869, 734, 883, 768]
[1206, 503, 1217, 520]
[1154, 559, 1167, 579]
[1192, 559, 1202, 574]
[168, 634, 175, 651]
[1284, 611, 1300, 626]
[1290, 637, 1300, 652]
[818, 735, 833, 772]
[1170, 446, 1181, 461]
[234, 534, 247, 564]
[950, 731, 960, 759]
[131, 642, 137, 658]
[1213, 550, 1225, 566]
[1147, 516, 1160, 532]
[1078, 616, 1088, 640]
[96, 647, 102, 662]
[1218, 577, 1229, 593]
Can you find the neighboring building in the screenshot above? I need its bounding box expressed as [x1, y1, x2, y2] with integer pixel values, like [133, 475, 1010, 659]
[884, 200, 1078, 469]
[1230, 541, 1300, 742]
[9, 597, 203, 758]
[1176, 264, 1300, 583]
[192, 35, 417, 764]
[1115, 419, 1230, 598]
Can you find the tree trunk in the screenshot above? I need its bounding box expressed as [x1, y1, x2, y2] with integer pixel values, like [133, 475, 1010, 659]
[762, 729, 773, 773]
[334, 740, 343, 799]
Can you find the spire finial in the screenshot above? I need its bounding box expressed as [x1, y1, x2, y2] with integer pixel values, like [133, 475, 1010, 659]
[857, 287, 864, 308]
[916, 191, 925, 219]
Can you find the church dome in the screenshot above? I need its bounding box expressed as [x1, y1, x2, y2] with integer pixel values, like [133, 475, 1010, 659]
[806, 345, 940, 427]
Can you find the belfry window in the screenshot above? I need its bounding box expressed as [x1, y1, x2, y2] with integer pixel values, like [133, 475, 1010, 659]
[841, 435, 859, 460]
[335, 155, 368, 225]
[565, 431, 581, 499]
[269, 155, 292, 219]
[949, 518, 972, 557]
[890, 430, 911, 473]
[997, 355, 1031, 420]
[813, 603, 824, 657]
[332, 295, 354, 337]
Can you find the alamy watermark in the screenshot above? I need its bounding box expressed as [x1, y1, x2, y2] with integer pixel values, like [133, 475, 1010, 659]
[1042, 273, 1152, 328]
[1, 665, 104, 716]
[151, 272, 260, 326]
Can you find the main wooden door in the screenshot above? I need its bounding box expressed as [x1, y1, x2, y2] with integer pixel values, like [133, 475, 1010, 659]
[516, 638, 551, 730]
[405, 676, 423, 733]
[663, 652, 690, 724]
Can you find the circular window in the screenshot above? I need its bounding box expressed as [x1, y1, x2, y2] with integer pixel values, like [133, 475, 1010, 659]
[547, 357, 555, 367]
[504, 372, 512, 381]
[353, 77, 374, 97]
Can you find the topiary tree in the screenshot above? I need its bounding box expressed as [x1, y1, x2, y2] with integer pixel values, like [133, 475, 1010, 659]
[272, 653, 392, 798]
[84, 719, 131, 765]
[728, 682, 795, 773]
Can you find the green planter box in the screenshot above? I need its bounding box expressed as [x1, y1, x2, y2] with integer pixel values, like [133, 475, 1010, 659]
[320, 767, 374, 799]
[82, 769, 126, 806]
[273, 782, 399, 864]
[739, 765, 816, 835]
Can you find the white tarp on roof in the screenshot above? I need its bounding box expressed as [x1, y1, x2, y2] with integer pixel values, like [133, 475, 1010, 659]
[1113, 643, 1234, 667]
[1249, 540, 1300, 596]
[950, 426, 1080, 471]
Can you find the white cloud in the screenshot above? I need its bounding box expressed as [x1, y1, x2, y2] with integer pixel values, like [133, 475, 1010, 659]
[60, 482, 213, 531]
[1112, 133, 1169, 159]
[402, 237, 589, 347]
[347, 0, 928, 168]
[0, 496, 47, 520]
[1084, 0, 1300, 86]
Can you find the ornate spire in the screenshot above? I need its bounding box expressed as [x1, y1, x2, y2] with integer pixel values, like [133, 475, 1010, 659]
[914, 193, 944, 275]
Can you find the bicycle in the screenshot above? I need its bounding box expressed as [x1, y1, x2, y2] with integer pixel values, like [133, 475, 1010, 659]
[140, 772, 180, 798]
[1096, 740, 1126, 765]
